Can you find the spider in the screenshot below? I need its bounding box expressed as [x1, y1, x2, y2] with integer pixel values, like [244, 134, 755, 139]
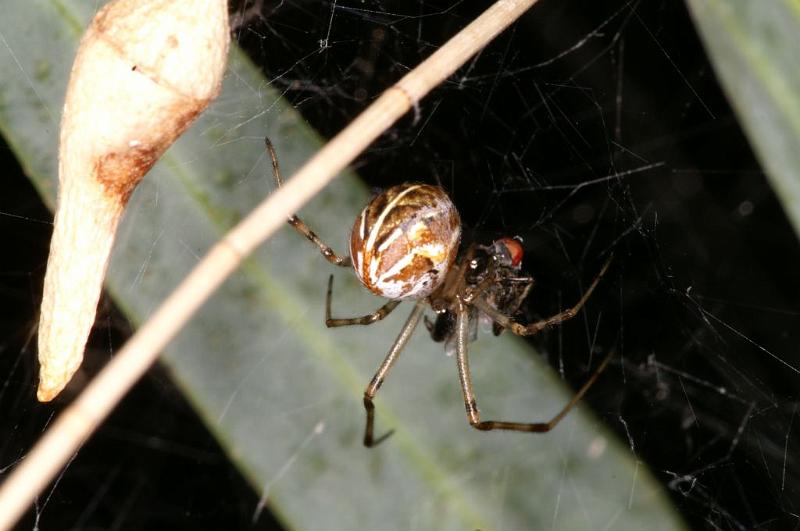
[266, 138, 613, 447]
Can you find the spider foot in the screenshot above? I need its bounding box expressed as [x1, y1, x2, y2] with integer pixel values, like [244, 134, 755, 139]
[364, 428, 395, 448]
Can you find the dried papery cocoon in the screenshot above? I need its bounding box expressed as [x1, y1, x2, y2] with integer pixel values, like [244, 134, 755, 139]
[37, 0, 229, 402]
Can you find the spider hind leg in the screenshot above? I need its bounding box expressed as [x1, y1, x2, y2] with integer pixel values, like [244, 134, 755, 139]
[362, 302, 426, 447]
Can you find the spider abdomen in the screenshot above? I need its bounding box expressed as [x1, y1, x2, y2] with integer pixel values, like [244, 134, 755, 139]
[350, 183, 461, 300]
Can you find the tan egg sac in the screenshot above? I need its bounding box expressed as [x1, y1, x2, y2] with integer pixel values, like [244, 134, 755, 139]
[37, 0, 229, 402]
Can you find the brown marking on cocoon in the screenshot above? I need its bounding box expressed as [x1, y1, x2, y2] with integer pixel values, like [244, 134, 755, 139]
[94, 147, 158, 204]
[93, 103, 202, 204]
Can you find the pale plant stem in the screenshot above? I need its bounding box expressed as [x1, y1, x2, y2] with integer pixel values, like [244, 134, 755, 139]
[0, 0, 539, 527]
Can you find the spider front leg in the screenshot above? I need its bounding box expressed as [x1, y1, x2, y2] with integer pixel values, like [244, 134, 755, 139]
[454, 298, 615, 432]
[362, 301, 425, 447]
[325, 275, 400, 327]
[265, 137, 350, 267]
[473, 255, 613, 336]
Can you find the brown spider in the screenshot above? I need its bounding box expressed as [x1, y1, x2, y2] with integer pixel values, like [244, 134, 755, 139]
[266, 138, 613, 447]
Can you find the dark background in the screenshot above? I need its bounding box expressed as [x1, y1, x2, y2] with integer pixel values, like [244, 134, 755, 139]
[2, 0, 799, 528]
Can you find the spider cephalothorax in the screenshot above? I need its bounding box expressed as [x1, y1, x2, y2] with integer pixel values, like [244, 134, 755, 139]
[426, 237, 532, 346]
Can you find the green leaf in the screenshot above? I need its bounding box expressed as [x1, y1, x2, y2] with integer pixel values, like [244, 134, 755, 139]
[686, 0, 800, 239]
[0, 1, 682, 529]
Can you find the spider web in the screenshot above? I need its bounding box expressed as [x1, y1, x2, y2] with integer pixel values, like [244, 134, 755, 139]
[1, 0, 799, 529]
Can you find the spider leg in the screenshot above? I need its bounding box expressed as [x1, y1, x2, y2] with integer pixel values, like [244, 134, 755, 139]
[266, 137, 351, 267]
[455, 300, 481, 426]
[325, 275, 400, 327]
[473, 255, 612, 336]
[362, 301, 425, 447]
[455, 298, 615, 432]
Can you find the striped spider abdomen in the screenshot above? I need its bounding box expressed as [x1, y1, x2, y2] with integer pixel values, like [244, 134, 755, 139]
[349, 183, 461, 300]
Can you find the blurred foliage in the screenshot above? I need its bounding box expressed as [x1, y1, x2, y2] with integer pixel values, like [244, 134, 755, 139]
[686, 0, 800, 239]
